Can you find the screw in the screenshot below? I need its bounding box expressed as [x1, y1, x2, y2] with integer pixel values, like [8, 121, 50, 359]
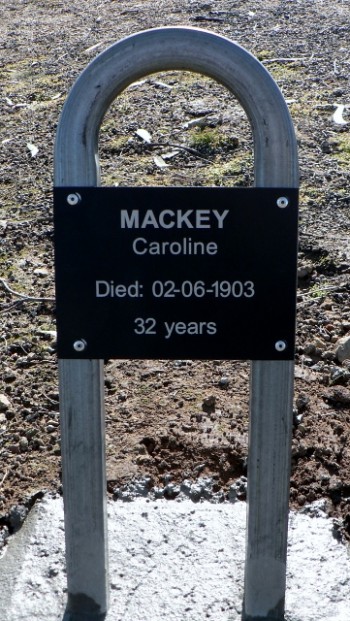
[73, 339, 87, 352]
[276, 196, 289, 208]
[275, 340, 287, 352]
[67, 193, 81, 206]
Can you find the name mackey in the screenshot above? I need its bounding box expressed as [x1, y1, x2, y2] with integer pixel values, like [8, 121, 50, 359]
[120, 208, 229, 229]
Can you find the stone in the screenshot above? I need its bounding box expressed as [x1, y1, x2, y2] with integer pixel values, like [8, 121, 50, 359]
[19, 437, 29, 452]
[163, 483, 180, 499]
[298, 263, 314, 278]
[189, 483, 203, 502]
[33, 267, 49, 276]
[323, 386, 350, 405]
[329, 367, 350, 386]
[329, 476, 342, 492]
[321, 350, 335, 360]
[8, 504, 28, 532]
[202, 395, 216, 413]
[335, 335, 350, 363]
[296, 393, 310, 412]
[135, 455, 152, 465]
[0, 394, 10, 412]
[228, 476, 247, 501]
[180, 480, 192, 495]
[3, 369, 16, 382]
[304, 343, 316, 355]
[219, 376, 229, 388]
[0, 525, 9, 549]
[182, 423, 195, 432]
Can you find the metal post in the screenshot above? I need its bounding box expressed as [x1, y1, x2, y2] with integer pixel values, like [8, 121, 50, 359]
[244, 361, 295, 620]
[59, 360, 107, 620]
[54, 27, 298, 619]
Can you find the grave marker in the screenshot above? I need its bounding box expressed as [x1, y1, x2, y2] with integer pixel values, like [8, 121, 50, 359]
[54, 27, 298, 620]
[54, 186, 298, 361]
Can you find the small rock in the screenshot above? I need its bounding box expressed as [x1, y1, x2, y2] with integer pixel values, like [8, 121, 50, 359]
[0, 526, 9, 549]
[8, 504, 28, 532]
[37, 329, 57, 341]
[19, 437, 29, 452]
[296, 393, 309, 412]
[329, 367, 349, 386]
[158, 459, 170, 471]
[0, 394, 10, 412]
[193, 463, 206, 474]
[140, 367, 163, 380]
[180, 480, 192, 495]
[47, 419, 59, 427]
[113, 476, 152, 501]
[301, 498, 329, 516]
[329, 476, 342, 492]
[164, 483, 180, 499]
[189, 483, 203, 502]
[185, 100, 213, 116]
[320, 298, 333, 310]
[304, 343, 316, 355]
[314, 337, 326, 350]
[3, 370, 16, 382]
[182, 423, 195, 432]
[153, 487, 165, 499]
[33, 267, 49, 276]
[26, 428, 37, 440]
[323, 386, 350, 405]
[135, 455, 152, 465]
[321, 141, 333, 154]
[202, 395, 216, 413]
[335, 335, 350, 363]
[183, 114, 222, 129]
[298, 263, 313, 278]
[219, 376, 230, 388]
[228, 476, 247, 501]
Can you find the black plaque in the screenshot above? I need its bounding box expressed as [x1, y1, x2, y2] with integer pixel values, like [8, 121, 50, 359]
[53, 187, 298, 360]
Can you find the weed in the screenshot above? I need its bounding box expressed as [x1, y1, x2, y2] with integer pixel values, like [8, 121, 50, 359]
[205, 154, 253, 187]
[188, 128, 239, 154]
[331, 136, 350, 168]
[256, 49, 274, 61]
[104, 135, 130, 155]
[309, 283, 326, 299]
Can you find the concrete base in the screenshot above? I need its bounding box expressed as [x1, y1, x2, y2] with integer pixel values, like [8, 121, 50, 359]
[1, 495, 349, 621]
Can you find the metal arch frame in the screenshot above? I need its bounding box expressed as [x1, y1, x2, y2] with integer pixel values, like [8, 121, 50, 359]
[54, 27, 298, 621]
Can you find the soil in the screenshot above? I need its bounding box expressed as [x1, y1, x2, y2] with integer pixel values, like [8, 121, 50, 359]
[1, 0, 350, 541]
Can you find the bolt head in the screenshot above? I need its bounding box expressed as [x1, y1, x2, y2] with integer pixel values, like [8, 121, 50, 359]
[73, 339, 87, 352]
[275, 340, 287, 352]
[67, 193, 81, 206]
[276, 196, 289, 208]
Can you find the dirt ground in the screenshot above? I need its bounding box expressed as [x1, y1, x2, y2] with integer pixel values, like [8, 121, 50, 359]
[1, 0, 350, 541]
